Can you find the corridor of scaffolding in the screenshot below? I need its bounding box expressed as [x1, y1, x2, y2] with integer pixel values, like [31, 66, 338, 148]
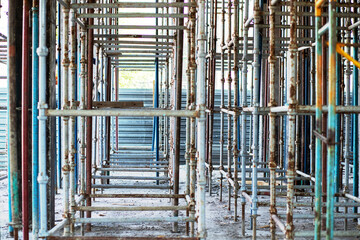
[6, 0, 360, 239]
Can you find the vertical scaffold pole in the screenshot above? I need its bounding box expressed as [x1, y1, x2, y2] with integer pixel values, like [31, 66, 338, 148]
[173, 0, 184, 232]
[240, 0, 249, 235]
[326, 0, 337, 238]
[69, 0, 77, 233]
[32, 0, 40, 239]
[61, 0, 71, 236]
[86, 0, 95, 230]
[189, 1, 196, 236]
[226, 0, 232, 212]
[352, 23, 359, 215]
[219, 0, 225, 204]
[21, 0, 30, 238]
[286, 0, 297, 239]
[232, 0, 240, 223]
[251, 0, 261, 235]
[314, 0, 323, 238]
[197, 0, 207, 238]
[8, 0, 22, 237]
[38, 0, 49, 236]
[56, 2, 62, 191]
[79, 24, 87, 236]
[268, 1, 277, 239]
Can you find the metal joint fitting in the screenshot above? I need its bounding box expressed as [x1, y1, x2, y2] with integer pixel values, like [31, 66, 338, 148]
[70, 62, 78, 70]
[37, 46, 49, 57]
[38, 102, 48, 111]
[39, 231, 49, 238]
[37, 175, 49, 184]
[252, 61, 260, 68]
[233, 148, 239, 157]
[62, 164, 70, 172]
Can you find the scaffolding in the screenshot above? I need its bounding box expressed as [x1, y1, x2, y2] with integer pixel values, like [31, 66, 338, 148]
[207, 0, 360, 239]
[6, 0, 360, 239]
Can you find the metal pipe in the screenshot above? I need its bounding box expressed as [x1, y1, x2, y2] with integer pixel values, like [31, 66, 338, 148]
[104, 45, 172, 50]
[72, 2, 195, 8]
[88, 25, 186, 30]
[251, 0, 261, 236]
[172, 0, 184, 232]
[268, 1, 277, 239]
[232, 0, 240, 223]
[352, 18, 359, 216]
[86, 0, 95, 230]
[348, 19, 360, 30]
[8, 0, 22, 237]
[189, 1, 196, 235]
[89, 193, 186, 198]
[207, 0, 217, 198]
[69, 0, 77, 233]
[47, 219, 69, 236]
[314, 3, 324, 238]
[226, 0, 232, 214]
[78, 13, 188, 18]
[115, 69, 118, 151]
[240, 1, 250, 233]
[285, 0, 297, 238]
[326, 0, 337, 238]
[104, 57, 111, 176]
[46, 109, 198, 117]
[94, 34, 175, 39]
[56, 1, 62, 191]
[296, 230, 360, 238]
[98, 40, 174, 45]
[32, 0, 40, 238]
[309, 45, 315, 178]
[185, 9, 191, 197]
[75, 206, 188, 211]
[61, 1, 71, 235]
[92, 184, 171, 189]
[21, 0, 30, 238]
[197, 0, 206, 238]
[219, 0, 225, 204]
[93, 46, 100, 179]
[74, 216, 195, 224]
[344, 21, 351, 195]
[79, 22, 87, 200]
[271, 214, 286, 234]
[37, 0, 49, 236]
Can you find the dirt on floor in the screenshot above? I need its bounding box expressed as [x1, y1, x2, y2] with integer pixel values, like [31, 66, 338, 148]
[0, 167, 359, 239]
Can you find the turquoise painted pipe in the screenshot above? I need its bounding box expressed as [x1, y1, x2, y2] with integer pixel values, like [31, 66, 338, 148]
[32, 2, 40, 239]
[326, 1, 337, 238]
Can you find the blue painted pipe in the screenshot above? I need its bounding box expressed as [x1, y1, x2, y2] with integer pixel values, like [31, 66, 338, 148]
[7, 78, 12, 235]
[32, 3, 40, 239]
[326, 2, 337, 237]
[335, 42, 341, 200]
